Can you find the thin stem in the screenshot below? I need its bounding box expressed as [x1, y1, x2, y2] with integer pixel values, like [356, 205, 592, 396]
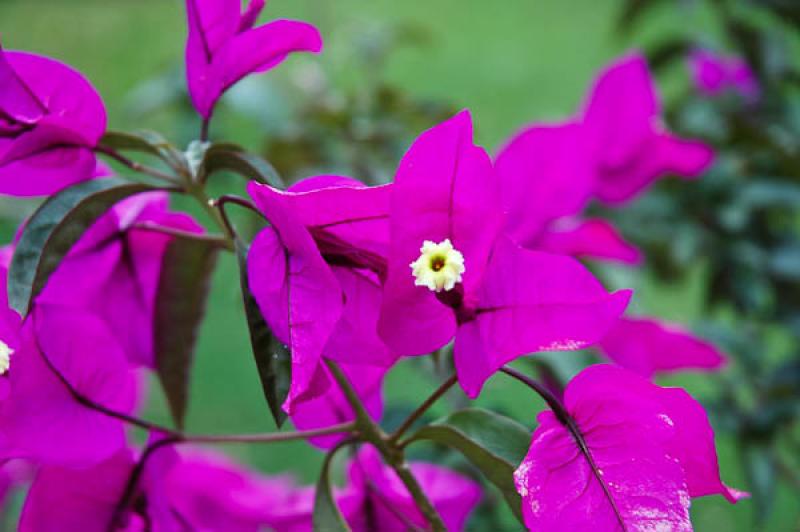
[35, 318, 358, 445]
[365, 479, 426, 532]
[390, 374, 457, 443]
[130, 222, 232, 250]
[95, 145, 179, 184]
[325, 360, 388, 447]
[500, 365, 627, 531]
[326, 360, 446, 532]
[200, 117, 210, 142]
[214, 194, 263, 218]
[500, 366, 569, 425]
[206, 193, 264, 245]
[184, 422, 356, 445]
[186, 185, 235, 242]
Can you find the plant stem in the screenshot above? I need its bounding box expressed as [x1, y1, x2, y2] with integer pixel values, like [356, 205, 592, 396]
[200, 117, 210, 142]
[500, 366, 570, 425]
[36, 323, 359, 444]
[95, 145, 180, 184]
[326, 360, 447, 532]
[186, 183, 235, 243]
[130, 222, 231, 250]
[185, 422, 356, 444]
[390, 373, 457, 443]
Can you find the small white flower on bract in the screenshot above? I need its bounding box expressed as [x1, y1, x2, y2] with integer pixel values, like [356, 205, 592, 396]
[410, 238, 465, 292]
[0, 340, 13, 375]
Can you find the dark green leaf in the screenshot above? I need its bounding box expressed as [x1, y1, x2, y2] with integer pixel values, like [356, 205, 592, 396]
[154, 235, 219, 429]
[406, 408, 530, 524]
[313, 443, 351, 532]
[200, 143, 283, 186]
[646, 38, 691, 72]
[235, 239, 291, 427]
[8, 178, 158, 315]
[100, 130, 188, 173]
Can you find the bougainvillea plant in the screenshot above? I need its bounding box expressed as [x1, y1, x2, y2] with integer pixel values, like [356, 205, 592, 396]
[0, 1, 748, 530]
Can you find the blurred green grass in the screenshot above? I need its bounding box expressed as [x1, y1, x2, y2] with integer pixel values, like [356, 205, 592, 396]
[0, 0, 797, 530]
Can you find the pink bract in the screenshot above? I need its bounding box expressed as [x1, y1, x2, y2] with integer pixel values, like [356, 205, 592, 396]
[514, 364, 746, 531]
[247, 177, 394, 415]
[597, 317, 728, 378]
[35, 192, 205, 368]
[3, 240, 138, 467]
[20, 438, 180, 532]
[581, 53, 715, 204]
[0, 47, 106, 196]
[379, 111, 631, 397]
[345, 445, 482, 531]
[689, 48, 760, 103]
[185, 0, 322, 119]
[0, 301, 137, 467]
[495, 121, 642, 264]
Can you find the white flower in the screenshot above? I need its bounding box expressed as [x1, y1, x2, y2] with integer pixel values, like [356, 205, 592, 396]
[410, 238, 465, 292]
[0, 340, 14, 375]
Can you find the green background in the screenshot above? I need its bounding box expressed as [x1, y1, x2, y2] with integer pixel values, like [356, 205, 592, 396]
[0, 0, 796, 530]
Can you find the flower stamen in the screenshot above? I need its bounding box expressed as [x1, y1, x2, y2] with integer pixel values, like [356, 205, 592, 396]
[0, 340, 13, 375]
[410, 238, 465, 292]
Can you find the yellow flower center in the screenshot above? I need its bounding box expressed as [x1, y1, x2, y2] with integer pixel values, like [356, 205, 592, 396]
[410, 239, 465, 292]
[0, 340, 13, 375]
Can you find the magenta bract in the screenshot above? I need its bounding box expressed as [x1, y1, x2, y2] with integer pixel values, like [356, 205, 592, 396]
[514, 364, 746, 531]
[166, 448, 319, 531]
[252, 445, 482, 531]
[247, 177, 394, 415]
[2, 247, 138, 467]
[379, 111, 631, 397]
[689, 49, 760, 103]
[0, 47, 106, 196]
[344, 446, 482, 531]
[495, 122, 642, 264]
[35, 192, 204, 368]
[495, 122, 595, 248]
[597, 317, 728, 378]
[20, 438, 180, 532]
[581, 53, 715, 204]
[535, 218, 642, 265]
[185, 0, 323, 119]
[0, 302, 137, 468]
[290, 359, 386, 450]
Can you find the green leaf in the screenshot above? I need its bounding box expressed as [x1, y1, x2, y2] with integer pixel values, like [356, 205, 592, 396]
[200, 143, 283, 186]
[313, 444, 351, 532]
[235, 239, 291, 427]
[8, 178, 159, 315]
[406, 408, 530, 524]
[646, 38, 691, 71]
[99, 130, 188, 173]
[154, 234, 219, 429]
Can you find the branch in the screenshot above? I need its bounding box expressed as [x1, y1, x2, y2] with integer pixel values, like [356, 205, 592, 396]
[390, 373, 457, 443]
[185, 423, 357, 445]
[326, 360, 447, 532]
[130, 222, 232, 250]
[95, 145, 180, 184]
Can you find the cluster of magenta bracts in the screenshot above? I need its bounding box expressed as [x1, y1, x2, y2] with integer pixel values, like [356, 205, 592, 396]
[0, 0, 749, 530]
